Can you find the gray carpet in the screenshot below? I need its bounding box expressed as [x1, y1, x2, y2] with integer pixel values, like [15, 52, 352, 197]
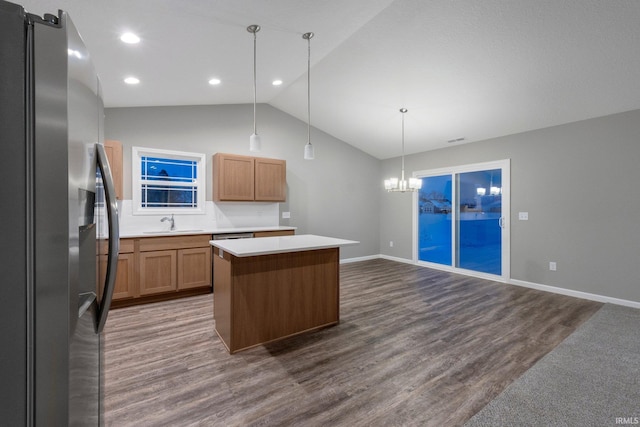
[465, 303, 640, 427]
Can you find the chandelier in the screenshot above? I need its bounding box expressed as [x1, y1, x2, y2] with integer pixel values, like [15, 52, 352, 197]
[384, 108, 422, 192]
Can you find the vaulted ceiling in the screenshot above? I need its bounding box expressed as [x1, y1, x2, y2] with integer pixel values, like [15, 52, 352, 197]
[19, 0, 640, 159]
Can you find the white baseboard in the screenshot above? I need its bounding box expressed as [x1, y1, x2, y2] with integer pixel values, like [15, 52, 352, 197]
[378, 254, 416, 265]
[340, 255, 379, 264]
[509, 278, 640, 309]
[344, 254, 640, 309]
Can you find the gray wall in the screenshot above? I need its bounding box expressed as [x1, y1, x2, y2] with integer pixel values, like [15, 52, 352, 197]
[381, 109, 640, 303]
[105, 104, 380, 259]
[106, 103, 640, 303]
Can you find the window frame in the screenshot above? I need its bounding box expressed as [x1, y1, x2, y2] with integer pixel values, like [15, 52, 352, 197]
[132, 146, 206, 215]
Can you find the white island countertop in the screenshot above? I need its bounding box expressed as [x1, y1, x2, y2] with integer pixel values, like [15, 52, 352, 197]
[210, 234, 359, 257]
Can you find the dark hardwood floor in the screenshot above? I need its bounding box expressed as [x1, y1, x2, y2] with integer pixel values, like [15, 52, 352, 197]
[103, 258, 602, 426]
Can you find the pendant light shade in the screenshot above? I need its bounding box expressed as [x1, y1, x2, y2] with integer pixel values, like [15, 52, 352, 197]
[384, 108, 422, 192]
[303, 32, 314, 160]
[248, 24, 261, 152]
[304, 141, 315, 159]
[249, 132, 261, 152]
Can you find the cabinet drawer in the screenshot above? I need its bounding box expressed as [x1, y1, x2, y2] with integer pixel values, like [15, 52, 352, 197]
[138, 234, 211, 252]
[120, 238, 135, 253]
[253, 230, 295, 238]
[98, 237, 134, 255]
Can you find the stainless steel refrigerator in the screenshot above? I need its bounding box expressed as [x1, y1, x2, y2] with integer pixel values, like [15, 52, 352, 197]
[0, 1, 119, 425]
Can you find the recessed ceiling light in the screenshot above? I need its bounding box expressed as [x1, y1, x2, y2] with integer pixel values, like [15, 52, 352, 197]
[124, 76, 140, 85]
[272, 80, 283, 86]
[120, 32, 140, 44]
[208, 78, 221, 85]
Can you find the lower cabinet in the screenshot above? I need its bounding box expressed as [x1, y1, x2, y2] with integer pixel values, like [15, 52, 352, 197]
[178, 247, 212, 290]
[111, 234, 212, 306]
[109, 231, 293, 307]
[139, 250, 177, 295]
[99, 238, 135, 301]
[111, 253, 136, 300]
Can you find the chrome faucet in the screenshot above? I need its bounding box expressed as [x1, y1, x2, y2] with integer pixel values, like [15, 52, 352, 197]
[161, 214, 175, 230]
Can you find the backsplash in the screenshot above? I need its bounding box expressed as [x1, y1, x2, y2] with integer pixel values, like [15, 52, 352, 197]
[116, 200, 279, 235]
[213, 202, 279, 228]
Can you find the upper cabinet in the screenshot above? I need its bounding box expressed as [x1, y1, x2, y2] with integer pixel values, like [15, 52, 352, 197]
[213, 153, 255, 201]
[103, 140, 123, 200]
[255, 157, 287, 201]
[213, 153, 286, 202]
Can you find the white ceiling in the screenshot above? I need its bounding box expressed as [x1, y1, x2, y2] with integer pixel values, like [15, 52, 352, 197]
[18, 0, 640, 159]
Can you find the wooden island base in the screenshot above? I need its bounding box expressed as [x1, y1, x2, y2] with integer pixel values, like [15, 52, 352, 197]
[213, 247, 340, 353]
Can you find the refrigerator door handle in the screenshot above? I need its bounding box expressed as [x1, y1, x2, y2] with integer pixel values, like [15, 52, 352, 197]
[96, 143, 120, 333]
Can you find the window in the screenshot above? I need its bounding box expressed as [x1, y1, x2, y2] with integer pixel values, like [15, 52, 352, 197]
[132, 147, 206, 215]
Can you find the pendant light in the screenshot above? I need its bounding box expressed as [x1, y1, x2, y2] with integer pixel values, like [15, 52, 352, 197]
[247, 25, 261, 152]
[384, 108, 422, 192]
[303, 32, 315, 160]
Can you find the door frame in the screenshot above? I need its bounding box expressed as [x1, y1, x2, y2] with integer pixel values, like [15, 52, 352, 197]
[412, 159, 511, 282]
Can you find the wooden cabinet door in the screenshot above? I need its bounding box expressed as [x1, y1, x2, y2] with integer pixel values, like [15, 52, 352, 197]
[139, 250, 177, 295]
[213, 153, 255, 201]
[103, 140, 123, 200]
[98, 240, 136, 301]
[177, 247, 212, 290]
[255, 157, 286, 202]
[253, 230, 295, 238]
[101, 253, 136, 300]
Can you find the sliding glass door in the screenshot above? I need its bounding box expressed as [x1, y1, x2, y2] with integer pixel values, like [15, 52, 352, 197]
[457, 169, 503, 275]
[415, 160, 509, 280]
[418, 175, 453, 266]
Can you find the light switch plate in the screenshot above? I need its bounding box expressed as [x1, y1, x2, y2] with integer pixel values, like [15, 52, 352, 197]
[518, 212, 529, 220]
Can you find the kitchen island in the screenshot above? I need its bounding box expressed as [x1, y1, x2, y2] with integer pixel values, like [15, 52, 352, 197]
[210, 234, 358, 353]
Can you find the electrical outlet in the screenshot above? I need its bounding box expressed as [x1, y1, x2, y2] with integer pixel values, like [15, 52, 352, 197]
[389, 241, 394, 247]
[519, 212, 529, 220]
[549, 261, 557, 271]
[282, 211, 291, 219]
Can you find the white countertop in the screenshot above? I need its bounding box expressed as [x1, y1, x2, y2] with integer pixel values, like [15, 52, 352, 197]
[119, 226, 296, 239]
[210, 234, 359, 257]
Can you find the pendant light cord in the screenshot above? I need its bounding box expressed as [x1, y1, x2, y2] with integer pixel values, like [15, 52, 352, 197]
[307, 36, 311, 144]
[253, 30, 257, 135]
[247, 25, 261, 152]
[303, 32, 314, 145]
[400, 108, 407, 181]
